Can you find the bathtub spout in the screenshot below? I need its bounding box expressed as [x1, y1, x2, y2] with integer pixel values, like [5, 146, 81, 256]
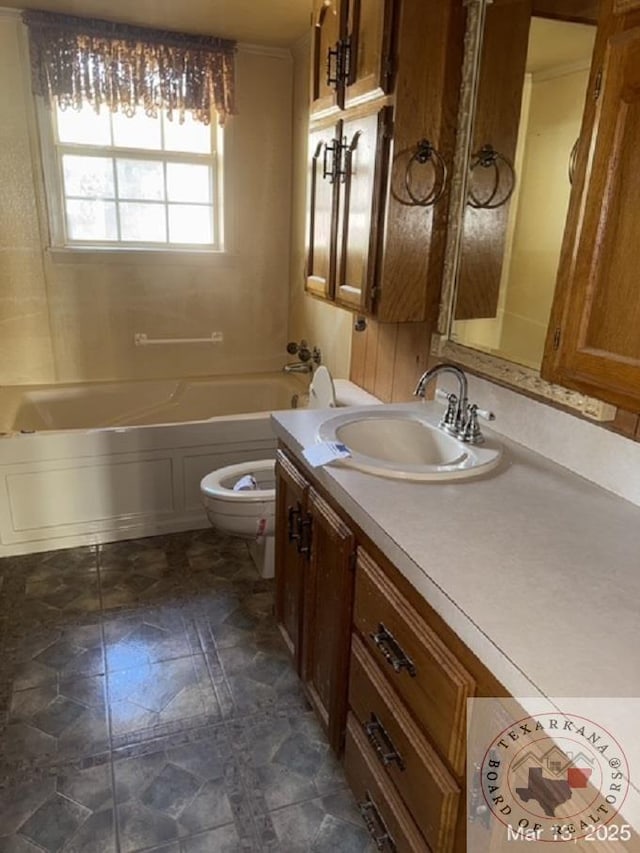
[283, 362, 313, 374]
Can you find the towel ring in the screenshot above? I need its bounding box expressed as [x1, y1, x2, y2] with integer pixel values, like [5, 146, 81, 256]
[568, 137, 579, 185]
[391, 138, 448, 207]
[468, 144, 516, 209]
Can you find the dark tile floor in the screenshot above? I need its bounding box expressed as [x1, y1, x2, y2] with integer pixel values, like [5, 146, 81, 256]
[0, 530, 375, 852]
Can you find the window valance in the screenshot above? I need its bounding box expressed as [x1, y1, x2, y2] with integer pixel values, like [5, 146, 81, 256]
[22, 10, 236, 125]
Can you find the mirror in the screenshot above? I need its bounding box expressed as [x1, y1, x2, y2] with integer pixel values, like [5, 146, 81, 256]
[448, 2, 596, 370]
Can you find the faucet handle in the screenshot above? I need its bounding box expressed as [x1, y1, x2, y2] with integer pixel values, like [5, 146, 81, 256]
[474, 406, 495, 422]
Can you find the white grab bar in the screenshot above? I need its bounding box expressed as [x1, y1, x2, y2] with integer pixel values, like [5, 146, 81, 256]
[134, 332, 224, 347]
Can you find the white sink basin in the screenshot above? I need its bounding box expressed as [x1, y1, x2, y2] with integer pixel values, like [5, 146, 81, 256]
[316, 404, 502, 481]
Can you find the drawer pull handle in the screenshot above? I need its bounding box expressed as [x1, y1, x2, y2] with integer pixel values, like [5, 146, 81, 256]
[298, 515, 312, 556]
[287, 504, 301, 543]
[364, 713, 405, 771]
[371, 624, 417, 677]
[359, 793, 397, 852]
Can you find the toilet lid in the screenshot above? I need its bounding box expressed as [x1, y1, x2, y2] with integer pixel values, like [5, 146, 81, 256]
[200, 459, 275, 501]
[309, 366, 336, 409]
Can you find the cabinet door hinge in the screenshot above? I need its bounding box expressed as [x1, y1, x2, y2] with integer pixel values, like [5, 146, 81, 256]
[553, 327, 562, 350]
[383, 54, 394, 87]
[594, 69, 603, 101]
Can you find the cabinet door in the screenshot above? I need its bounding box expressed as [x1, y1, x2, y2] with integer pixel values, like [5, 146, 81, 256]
[336, 106, 392, 312]
[344, 0, 396, 108]
[302, 488, 355, 753]
[311, 0, 344, 115]
[274, 451, 309, 673]
[306, 121, 341, 300]
[542, 17, 640, 411]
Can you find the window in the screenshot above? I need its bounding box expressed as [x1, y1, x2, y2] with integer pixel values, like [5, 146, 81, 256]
[44, 103, 223, 251]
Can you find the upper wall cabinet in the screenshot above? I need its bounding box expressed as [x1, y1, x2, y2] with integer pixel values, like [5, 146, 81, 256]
[310, 0, 395, 116]
[306, 0, 465, 322]
[541, 0, 640, 411]
[311, 0, 343, 115]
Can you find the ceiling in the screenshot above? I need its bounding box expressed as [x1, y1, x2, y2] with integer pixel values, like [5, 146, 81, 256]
[5, 0, 311, 46]
[526, 17, 596, 75]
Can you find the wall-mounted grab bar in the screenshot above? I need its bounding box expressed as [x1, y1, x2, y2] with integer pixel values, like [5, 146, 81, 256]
[134, 332, 224, 347]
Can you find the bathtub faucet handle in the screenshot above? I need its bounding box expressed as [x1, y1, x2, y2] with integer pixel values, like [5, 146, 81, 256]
[285, 340, 322, 367]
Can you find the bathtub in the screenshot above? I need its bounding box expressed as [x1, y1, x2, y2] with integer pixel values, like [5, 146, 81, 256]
[0, 373, 380, 556]
[0, 373, 310, 557]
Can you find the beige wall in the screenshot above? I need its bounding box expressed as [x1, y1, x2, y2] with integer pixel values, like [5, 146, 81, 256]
[453, 66, 589, 369]
[500, 66, 589, 368]
[0, 13, 55, 384]
[287, 34, 353, 379]
[0, 13, 293, 385]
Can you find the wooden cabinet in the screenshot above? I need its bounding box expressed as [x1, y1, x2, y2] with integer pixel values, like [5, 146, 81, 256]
[542, 1, 640, 411]
[306, 119, 340, 299]
[310, 0, 394, 117]
[305, 0, 464, 322]
[353, 548, 475, 776]
[302, 488, 355, 751]
[310, 0, 343, 115]
[275, 452, 356, 752]
[274, 451, 309, 671]
[274, 446, 510, 851]
[306, 105, 392, 310]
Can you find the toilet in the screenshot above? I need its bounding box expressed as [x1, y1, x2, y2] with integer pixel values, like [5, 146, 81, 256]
[199, 367, 337, 578]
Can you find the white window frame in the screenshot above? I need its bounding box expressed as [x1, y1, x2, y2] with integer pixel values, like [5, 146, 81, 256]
[37, 99, 226, 255]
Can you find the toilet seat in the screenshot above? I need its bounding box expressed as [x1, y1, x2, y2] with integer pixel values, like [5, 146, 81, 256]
[200, 459, 275, 502]
[308, 366, 336, 409]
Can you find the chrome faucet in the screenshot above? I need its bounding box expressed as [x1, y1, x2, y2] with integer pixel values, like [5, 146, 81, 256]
[283, 362, 313, 374]
[283, 339, 321, 375]
[414, 363, 494, 444]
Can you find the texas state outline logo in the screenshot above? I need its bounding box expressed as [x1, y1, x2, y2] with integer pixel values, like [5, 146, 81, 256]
[478, 710, 631, 844]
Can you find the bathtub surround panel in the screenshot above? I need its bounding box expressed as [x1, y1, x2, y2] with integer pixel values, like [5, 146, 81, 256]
[0, 13, 293, 384]
[0, 374, 293, 555]
[0, 375, 368, 557]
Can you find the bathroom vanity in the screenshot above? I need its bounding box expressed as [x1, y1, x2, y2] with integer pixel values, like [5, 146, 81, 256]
[271, 403, 640, 852]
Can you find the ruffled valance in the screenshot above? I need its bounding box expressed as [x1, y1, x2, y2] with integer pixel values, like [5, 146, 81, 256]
[22, 10, 236, 125]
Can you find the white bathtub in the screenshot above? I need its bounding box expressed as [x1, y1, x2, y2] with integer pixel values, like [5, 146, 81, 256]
[0, 373, 313, 557]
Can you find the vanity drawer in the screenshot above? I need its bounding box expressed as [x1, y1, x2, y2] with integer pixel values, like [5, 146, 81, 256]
[354, 548, 475, 775]
[344, 713, 429, 853]
[349, 633, 459, 853]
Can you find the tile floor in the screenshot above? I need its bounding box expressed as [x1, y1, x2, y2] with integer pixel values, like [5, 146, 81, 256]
[0, 530, 375, 852]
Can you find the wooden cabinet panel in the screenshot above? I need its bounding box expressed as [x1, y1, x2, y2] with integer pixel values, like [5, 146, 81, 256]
[306, 121, 341, 299]
[543, 16, 640, 410]
[344, 0, 395, 107]
[353, 548, 475, 776]
[344, 713, 429, 852]
[311, 0, 343, 115]
[375, 0, 464, 323]
[349, 634, 460, 852]
[336, 106, 392, 312]
[302, 488, 355, 752]
[274, 451, 309, 672]
[455, 0, 532, 320]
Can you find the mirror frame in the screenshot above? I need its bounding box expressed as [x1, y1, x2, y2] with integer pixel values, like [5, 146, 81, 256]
[432, 0, 616, 422]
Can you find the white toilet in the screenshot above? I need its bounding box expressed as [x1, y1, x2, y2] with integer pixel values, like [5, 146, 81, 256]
[199, 367, 336, 578]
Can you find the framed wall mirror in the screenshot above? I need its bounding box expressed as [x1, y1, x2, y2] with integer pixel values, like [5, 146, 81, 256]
[434, 0, 616, 420]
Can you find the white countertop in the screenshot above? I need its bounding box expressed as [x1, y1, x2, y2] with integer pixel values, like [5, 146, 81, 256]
[272, 400, 640, 834]
[271, 401, 640, 701]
